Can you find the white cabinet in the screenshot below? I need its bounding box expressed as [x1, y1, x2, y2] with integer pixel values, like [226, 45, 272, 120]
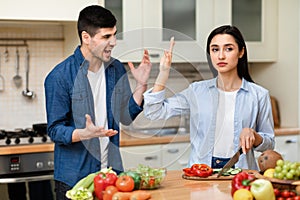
[120, 142, 190, 170]
[213, 0, 278, 62]
[120, 145, 162, 170]
[274, 135, 299, 162]
[0, 0, 99, 21]
[104, 0, 277, 63]
[140, 0, 212, 63]
[105, 0, 213, 63]
[161, 143, 190, 170]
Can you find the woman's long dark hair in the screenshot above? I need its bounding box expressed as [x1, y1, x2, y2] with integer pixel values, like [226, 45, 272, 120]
[206, 25, 254, 83]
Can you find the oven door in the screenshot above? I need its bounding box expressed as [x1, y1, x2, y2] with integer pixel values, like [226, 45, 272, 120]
[0, 171, 53, 183]
[0, 152, 54, 183]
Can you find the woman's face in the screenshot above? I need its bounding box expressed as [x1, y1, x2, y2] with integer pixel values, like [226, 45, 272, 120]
[209, 34, 244, 75]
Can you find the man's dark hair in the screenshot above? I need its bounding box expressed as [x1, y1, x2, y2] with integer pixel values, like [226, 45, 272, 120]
[77, 5, 117, 43]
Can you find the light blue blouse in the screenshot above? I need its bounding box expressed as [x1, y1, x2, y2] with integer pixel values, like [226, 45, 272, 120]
[143, 77, 275, 170]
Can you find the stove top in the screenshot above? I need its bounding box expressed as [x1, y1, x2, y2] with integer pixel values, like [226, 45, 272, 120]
[0, 124, 53, 146]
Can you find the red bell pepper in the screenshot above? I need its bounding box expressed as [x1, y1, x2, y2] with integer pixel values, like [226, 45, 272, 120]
[183, 164, 213, 178]
[231, 171, 255, 196]
[183, 168, 195, 176]
[94, 172, 118, 200]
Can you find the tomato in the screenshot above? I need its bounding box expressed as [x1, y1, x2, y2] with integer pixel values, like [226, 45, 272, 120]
[274, 188, 281, 197]
[148, 176, 155, 188]
[293, 196, 300, 200]
[281, 190, 292, 198]
[289, 191, 297, 197]
[115, 175, 135, 192]
[286, 198, 293, 200]
[119, 171, 141, 190]
[103, 185, 119, 200]
[276, 197, 285, 200]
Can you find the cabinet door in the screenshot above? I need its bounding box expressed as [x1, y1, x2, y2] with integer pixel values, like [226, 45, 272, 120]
[213, 0, 278, 62]
[143, 0, 214, 63]
[106, 0, 144, 61]
[274, 135, 299, 162]
[161, 143, 190, 170]
[120, 145, 162, 170]
[110, 0, 214, 63]
[0, 0, 99, 21]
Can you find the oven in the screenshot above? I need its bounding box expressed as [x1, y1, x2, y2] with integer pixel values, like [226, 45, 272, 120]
[0, 123, 54, 183]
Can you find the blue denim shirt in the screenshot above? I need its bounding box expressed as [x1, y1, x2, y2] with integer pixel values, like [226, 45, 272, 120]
[44, 46, 143, 187]
[144, 78, 275, 170]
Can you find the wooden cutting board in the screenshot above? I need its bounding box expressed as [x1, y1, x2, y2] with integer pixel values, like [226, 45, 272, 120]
[182, 169, 257, 181]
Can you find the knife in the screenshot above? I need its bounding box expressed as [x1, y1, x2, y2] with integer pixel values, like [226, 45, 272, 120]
[217, 147, 243, 178]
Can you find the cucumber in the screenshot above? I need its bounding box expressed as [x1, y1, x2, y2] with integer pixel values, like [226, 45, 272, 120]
[227, 168, 233, 173]
[213, 168, 242, 176]
[213, 168, 222, 174]
[230, 168, 242, 175]
[222, 172, 231, 176]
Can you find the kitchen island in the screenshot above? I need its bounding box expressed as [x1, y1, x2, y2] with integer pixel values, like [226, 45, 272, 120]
[147, 170, 233, 200]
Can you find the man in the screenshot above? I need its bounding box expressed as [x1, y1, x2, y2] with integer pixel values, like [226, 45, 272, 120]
[44, 5, 151, 199]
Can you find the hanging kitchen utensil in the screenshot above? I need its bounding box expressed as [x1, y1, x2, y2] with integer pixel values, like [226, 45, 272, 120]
[22, 48, 35, 99]
[4, 47, 9, 62]
[13, 48, 22, 88]
[0, 52, 5, 92]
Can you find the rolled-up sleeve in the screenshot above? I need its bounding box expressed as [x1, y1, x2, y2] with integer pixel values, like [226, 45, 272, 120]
[143, 87, 190, 120]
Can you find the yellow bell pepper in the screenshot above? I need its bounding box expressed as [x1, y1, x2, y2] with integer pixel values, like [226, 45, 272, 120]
[250, 179, 275, 200]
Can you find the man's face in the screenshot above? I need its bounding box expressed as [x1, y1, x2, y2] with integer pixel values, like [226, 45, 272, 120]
[85, 26, 117, 63]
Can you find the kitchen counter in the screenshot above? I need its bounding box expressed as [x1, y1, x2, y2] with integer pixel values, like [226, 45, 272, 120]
[0, 127, 298, 155]
[120, 127, 300, 146]
[120, 129, 190, 147]
[147, 170, 233, 200]
[274, 127, 300, 136]
[0, 143, 54, 155]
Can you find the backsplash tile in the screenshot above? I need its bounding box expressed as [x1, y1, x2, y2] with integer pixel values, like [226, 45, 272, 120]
[0, 23, 64, 130]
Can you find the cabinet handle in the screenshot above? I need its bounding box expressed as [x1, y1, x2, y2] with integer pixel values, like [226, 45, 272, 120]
[178, 160, 188, 166]
[285, 139, 297, 144]
[144, 156, 158, 161]
[167, 149, 179, 154]
[149, 53, 160, 58]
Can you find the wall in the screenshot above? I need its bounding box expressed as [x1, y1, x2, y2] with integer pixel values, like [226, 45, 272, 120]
[250, 0, 300, 127]
[51, 1, 300, 129]
[0, 1, 298, 130]
[0, 22, 64, 130]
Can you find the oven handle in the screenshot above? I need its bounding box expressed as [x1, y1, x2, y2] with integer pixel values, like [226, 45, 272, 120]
[0, 174, 53, 183]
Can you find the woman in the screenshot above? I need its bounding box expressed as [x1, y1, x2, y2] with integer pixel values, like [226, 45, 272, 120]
[143, 25, 275, 170]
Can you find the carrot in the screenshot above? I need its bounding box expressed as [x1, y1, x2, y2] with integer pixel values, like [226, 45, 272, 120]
[130, 190, 151, 200]
[112, 192, 132, 200]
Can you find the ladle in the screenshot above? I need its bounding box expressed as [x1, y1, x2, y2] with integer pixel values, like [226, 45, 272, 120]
[13, 48, 22, 88]
[4, 47, 9, 62]
[22, 48, 35, 99]
[0, 53, 4, 92]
